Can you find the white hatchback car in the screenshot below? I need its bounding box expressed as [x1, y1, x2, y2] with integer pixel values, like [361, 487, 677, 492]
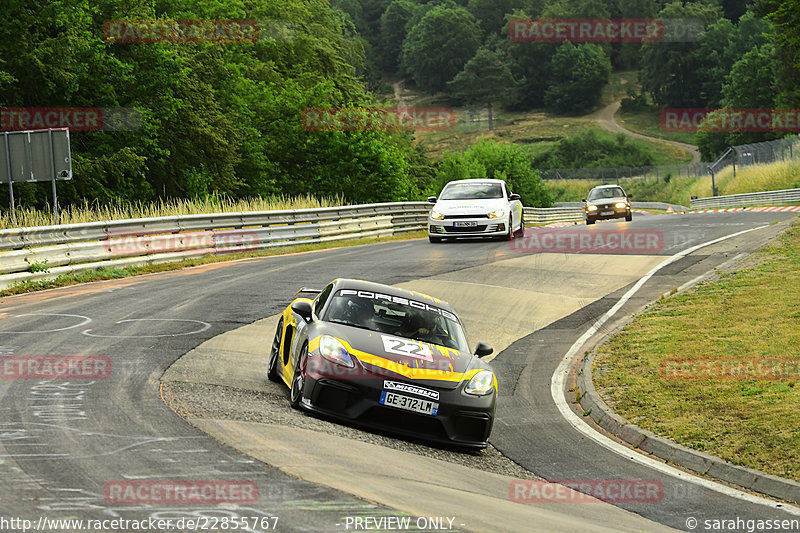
[427, 179, 524, 243]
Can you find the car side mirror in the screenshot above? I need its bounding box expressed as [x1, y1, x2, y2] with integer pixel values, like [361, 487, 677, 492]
[291, 300, 313, 322]
[427, 196, 437, 203]
[509, 193, 521, 201]
[474, 341, 493, 358]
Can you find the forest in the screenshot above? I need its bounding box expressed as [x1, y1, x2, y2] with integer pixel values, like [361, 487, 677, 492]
[0, 0, 797, 210]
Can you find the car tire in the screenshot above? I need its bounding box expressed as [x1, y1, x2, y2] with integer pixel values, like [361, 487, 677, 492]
[506, 216, 515, 240]
[586, 218, 595, 225]
[429, 235, 443, 243]
[516, 217, 525, 236]
[289, 342, 308, 410]
[625, 212, 632, 222]
[267, 318, 283, 383]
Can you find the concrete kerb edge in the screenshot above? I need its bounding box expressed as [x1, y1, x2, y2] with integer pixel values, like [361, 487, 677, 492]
[575, 286, 800, 505]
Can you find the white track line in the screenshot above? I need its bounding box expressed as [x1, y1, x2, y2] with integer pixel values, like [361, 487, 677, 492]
[551, 224, 800, 513]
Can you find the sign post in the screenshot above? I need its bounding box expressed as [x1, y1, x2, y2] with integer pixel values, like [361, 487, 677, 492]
[0, 128, 72, 224]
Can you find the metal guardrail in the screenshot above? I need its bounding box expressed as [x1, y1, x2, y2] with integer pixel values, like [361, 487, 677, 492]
[0, 201, 597, 289]
[524, 206, 583, 223]
[0, 202, 432, 289]
[690, 188, 800, 209]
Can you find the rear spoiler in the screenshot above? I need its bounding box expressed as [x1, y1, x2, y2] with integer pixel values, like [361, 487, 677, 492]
[294, 287, 322, 298]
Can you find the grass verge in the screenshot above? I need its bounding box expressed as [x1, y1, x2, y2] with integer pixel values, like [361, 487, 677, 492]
[0, 193, 346, 230]
[0, 231, 426, 297]
[593, 219, 800, 482]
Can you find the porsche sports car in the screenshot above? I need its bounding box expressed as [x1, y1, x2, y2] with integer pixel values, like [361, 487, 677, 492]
[267, 278, 497, 449]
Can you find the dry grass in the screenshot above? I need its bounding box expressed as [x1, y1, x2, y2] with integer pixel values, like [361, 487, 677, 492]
[720, 160, 800, 196]
[594, 221, 800, 481]
[0, 194, 345, 230]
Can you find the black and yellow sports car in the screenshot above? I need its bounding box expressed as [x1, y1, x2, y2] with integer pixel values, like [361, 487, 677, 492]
[267, 278, 497, 449]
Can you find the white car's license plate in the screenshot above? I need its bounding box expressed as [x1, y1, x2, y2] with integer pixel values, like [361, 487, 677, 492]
[600, 211, 614, 216]
[454, 221, 478, 227]
[380, 391, 439, 416]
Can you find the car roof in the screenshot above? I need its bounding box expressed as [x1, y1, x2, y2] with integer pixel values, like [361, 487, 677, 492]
[591, 184, 625, 189]
[444, 179, 504, 185]
[331, 278, 457, 314]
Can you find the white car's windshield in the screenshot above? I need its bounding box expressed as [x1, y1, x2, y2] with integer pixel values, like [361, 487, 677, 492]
[324, 289, 469, 351]
[588, 187, 626, 200]
[440, 182, 503, 200]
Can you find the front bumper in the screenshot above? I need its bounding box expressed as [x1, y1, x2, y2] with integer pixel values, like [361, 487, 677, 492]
[428, 216, 508, 238]
[298, 357, 496, 449]
[585, 204, 630, 221]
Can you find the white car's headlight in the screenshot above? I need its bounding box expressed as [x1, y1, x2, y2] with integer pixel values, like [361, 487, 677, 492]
[465, 370, 495, 395]
[587, 205, 598, 211]
[430, 210, 445, 220]
[487, 209, 506, 219]
[319, 335, 354, 368]
[615, 202, 627, 208]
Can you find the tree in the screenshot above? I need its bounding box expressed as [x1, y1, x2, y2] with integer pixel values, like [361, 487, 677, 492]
[379, 0, 419, 72]
[544, 42, 611, 113]
[753, 0, 800, 106]
[434, 141, 553, 207]
[696, 44, 780, 159]
[446, 47, 520, 129]
[467, 0, 529, 36]
[639, 2, 722, 107]
[694, 13, 770, 107]
[400, 3, 483, 93]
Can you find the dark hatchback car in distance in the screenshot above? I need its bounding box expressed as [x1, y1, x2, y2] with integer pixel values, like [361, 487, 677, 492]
[583, 184, 632, 225]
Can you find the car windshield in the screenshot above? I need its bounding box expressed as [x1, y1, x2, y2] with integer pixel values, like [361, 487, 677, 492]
[324, 289, 469, 352]
[588, 187, 625, 200]
[440, 182, 503, 200]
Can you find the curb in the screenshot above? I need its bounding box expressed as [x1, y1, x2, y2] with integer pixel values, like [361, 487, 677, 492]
[577, 340, 800, 505]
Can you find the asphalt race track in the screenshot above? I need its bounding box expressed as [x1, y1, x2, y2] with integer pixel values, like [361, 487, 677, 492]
[0, 211, 798, 533]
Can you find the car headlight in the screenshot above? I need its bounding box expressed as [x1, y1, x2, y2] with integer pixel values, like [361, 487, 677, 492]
[487, 209, 506, 219]
[465, 370, 495, 395]
[319, 335, 354, 368]
[615, 202, 628, 208]
[587, 205, 598, 211]
[430, 210, 445, 220]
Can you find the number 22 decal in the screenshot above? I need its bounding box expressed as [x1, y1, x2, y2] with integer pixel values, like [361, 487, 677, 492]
[381, 335, 433, 361]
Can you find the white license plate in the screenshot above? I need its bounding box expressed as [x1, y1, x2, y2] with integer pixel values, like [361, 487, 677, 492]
[600, 211, 614, 216]
[380, 391, 439, 416]
[454, 221, 478, 227]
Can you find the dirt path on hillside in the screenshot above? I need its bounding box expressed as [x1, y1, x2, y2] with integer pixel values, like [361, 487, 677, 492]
[587, 101, 701, 163]
[393, 79, 408, 108]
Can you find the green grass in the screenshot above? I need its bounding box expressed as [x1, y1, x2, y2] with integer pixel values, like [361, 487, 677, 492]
[593, 221, 800, 482]
[545, 159, 800, 205]
[615, 108, 699, 145]
[0, 230, 427, 297]
[0, 194, 346, 230]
